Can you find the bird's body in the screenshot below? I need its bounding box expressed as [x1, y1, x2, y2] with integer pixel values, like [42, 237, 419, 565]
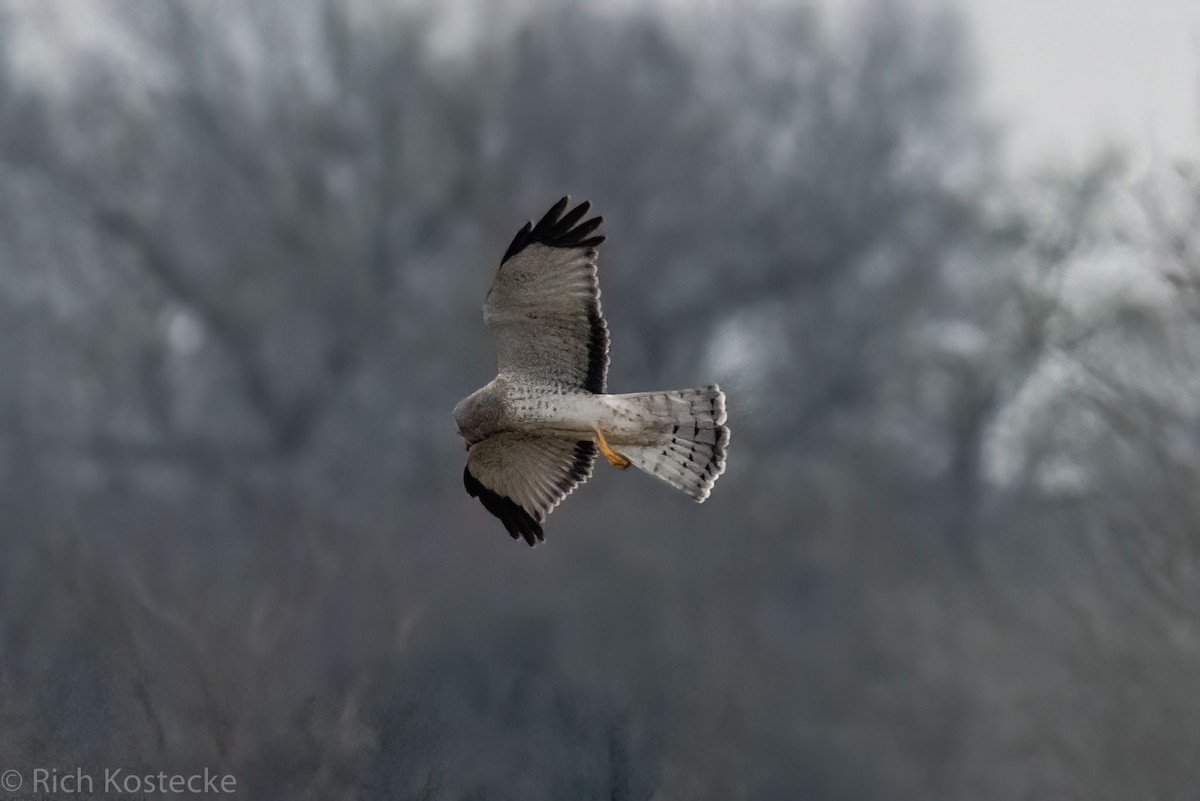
[454, 379, 601, 445]
[455, 379, 716, 447]
[455, 197, 729, 545]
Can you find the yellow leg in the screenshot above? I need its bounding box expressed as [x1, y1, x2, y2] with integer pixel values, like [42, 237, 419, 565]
[594, 427, 631, 470]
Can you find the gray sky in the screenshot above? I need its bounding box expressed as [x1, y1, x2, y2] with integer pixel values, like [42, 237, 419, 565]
[956, 0, 1199, 167]
[16, 0, 1199, 170]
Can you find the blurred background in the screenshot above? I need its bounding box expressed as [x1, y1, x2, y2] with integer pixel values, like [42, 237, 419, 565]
[2, 0, 1199, 798]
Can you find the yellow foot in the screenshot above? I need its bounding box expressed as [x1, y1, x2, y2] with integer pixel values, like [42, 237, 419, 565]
[594, 427, 631, 470]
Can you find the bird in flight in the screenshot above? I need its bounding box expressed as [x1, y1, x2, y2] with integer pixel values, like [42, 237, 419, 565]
[453, 197, 729, 545]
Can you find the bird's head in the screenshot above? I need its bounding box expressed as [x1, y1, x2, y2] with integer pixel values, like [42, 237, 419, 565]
[453, 383, 502, 446]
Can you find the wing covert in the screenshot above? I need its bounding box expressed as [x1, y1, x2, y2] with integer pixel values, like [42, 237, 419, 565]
[484, 197, 609, 393]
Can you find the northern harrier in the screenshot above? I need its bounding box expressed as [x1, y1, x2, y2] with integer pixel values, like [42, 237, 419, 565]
[453, 197, 730, 545]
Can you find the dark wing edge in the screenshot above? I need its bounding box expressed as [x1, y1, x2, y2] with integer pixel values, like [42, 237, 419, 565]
[463, 440, 597, 547]
[501, 196, 607, 264]
[463, 464, 542, 545]
[564, 440, 598, 493]
[585, 304, 609, 394]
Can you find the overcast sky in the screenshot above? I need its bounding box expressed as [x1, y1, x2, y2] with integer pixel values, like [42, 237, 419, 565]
[13, 0, 1200, 172]
[953, 0, 1199, 168]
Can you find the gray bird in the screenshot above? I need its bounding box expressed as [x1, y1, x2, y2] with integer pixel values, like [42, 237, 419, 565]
[454, 197, 730, 545]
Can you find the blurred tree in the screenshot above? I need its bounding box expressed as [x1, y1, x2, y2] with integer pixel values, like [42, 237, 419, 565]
[2, 0, 1199, 798]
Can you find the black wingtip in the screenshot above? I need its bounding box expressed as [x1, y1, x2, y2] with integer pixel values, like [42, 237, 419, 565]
[538, 196, 570, 226]
[501, 197, 606, 263]
[501, 220, 534, 264]
[463, 465, 545, 545]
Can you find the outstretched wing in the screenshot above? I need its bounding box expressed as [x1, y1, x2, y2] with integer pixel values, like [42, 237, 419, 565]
[463, 432, 597, 545]
[484, 196, 609, 393]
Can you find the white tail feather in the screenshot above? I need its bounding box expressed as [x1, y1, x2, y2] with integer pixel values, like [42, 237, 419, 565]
[610, 385, 729, 502]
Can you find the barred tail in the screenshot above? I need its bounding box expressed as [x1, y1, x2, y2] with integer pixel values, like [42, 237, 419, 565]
[612, 385, 730, 502]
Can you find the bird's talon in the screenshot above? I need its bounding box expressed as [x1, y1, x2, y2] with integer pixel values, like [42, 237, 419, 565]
[595, 428, 631, 470]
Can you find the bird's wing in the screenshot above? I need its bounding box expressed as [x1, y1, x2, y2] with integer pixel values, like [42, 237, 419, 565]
[484, 197, 609, 393]
[463, 432, 597, 545]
